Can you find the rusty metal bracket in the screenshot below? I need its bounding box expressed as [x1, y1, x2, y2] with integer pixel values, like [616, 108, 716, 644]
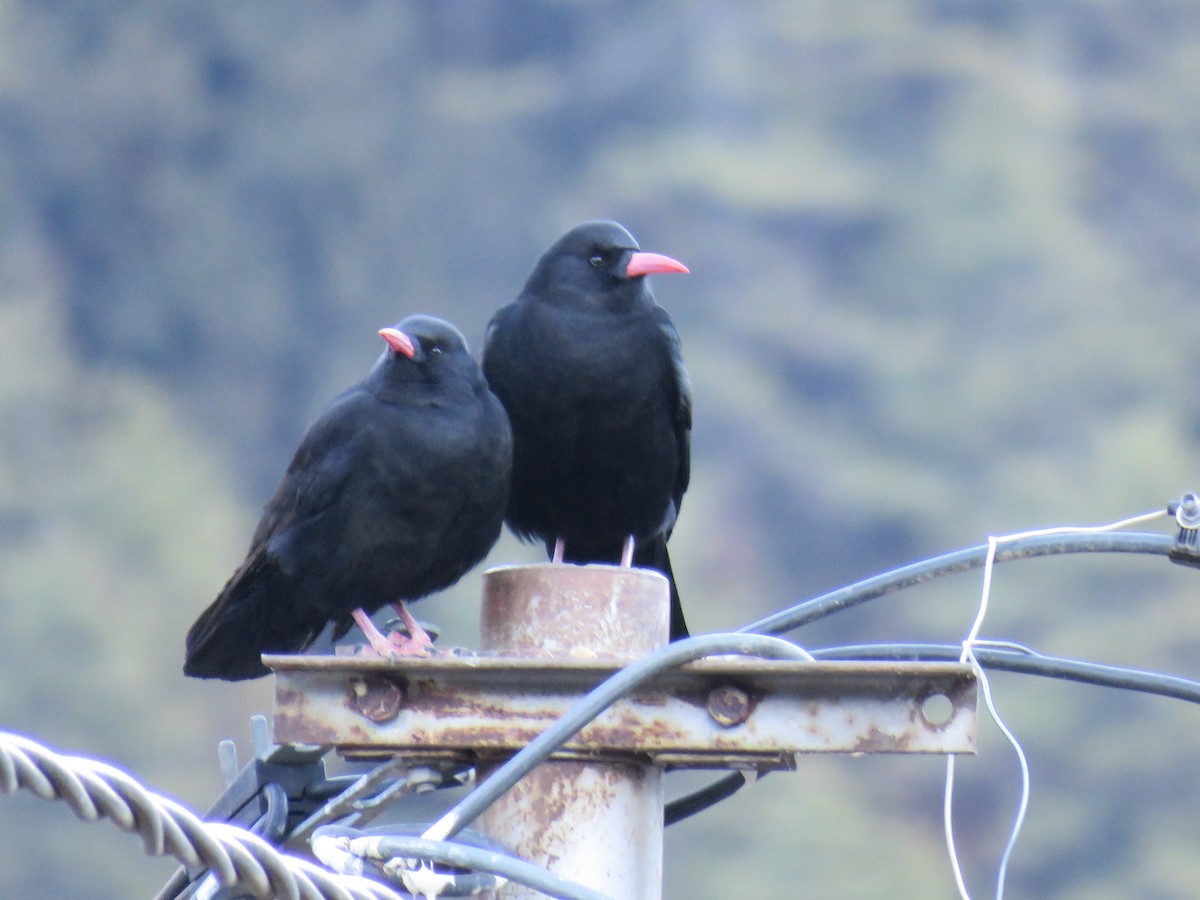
[268, 654, 977, 770]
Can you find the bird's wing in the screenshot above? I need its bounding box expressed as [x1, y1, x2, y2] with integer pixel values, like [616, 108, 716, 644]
[245, 387, 376, 554]
[654, 306, 692, 508]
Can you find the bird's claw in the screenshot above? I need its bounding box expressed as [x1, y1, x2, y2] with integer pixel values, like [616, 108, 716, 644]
[382, 627, 435, 655]
[357, 631, 437, 659]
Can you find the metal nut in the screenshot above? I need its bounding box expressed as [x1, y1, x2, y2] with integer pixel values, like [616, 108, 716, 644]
[706, 685, 752, 727]
[346, 676, 404, 724]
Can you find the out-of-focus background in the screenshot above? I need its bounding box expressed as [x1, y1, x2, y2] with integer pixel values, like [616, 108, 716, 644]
[2, 2, 1200, 896]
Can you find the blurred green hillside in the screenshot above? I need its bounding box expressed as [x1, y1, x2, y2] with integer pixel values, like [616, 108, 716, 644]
[2, 1, 1200, 896]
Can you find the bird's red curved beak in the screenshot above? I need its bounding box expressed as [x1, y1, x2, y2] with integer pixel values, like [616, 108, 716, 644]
[378, 327, 415, 358]
[626, 251, 689, 278]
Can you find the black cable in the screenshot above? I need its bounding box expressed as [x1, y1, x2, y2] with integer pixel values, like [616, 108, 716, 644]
[664, 772, 747, 826]
[738, 531, 1174, 636]
[254, 781, 289, 842]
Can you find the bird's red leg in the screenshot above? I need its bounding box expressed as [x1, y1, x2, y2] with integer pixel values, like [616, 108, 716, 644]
[386, 601, 435, 653]
[620, 534, 635, 568]
[351, 605, 434, 658]
[352, 608, 401, 657]
[553, 537, 565, 564]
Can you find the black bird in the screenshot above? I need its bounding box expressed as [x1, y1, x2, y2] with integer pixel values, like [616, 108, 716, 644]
[483, 220, 692, 639]
[184, 315, 513, 680]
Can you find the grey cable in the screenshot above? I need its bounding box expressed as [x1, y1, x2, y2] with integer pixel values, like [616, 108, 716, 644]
[664, 530, 1182, 828]
[664, 637, 1200, 828]
[423, 632, 813, 842]
[739, 531, 1174, 635]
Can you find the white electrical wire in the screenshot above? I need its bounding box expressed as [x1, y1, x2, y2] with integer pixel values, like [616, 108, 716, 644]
[1, 506, 1181, 898]
[943, 509, 1167, 899]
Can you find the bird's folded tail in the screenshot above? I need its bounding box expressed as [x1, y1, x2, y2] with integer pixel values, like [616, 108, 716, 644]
[635, 537, 689, 641]
[184, 555, 311, 681]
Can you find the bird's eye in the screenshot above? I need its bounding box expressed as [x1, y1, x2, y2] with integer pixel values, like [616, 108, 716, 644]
[589, 254, 605, 268]
[429, 346, 443, 356]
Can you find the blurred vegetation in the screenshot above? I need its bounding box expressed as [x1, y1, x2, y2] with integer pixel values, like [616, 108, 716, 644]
[2, 0, 1200, 896]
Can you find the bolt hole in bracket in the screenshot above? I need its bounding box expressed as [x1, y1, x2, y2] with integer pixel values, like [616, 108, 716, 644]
[919, 691, 955, 728]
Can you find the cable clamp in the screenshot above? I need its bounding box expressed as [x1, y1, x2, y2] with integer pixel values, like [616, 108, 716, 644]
[1168, 491, 1200, 568]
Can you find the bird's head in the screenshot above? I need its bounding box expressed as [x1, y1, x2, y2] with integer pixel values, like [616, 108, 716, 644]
[375, 315, 480, 388]
[524, 220, 688, 311]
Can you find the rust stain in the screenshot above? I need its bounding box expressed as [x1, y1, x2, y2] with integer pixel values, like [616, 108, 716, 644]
[272, 710, 337, 744]
[853, 726, 911, 753]
[273, 686, 338, 743]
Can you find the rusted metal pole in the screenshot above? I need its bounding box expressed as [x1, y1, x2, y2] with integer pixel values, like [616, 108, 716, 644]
[477, 563, 670, 899]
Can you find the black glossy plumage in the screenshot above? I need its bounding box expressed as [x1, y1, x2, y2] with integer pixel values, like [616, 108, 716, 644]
[482, 221, 692, 639]
[184, 315, 513, 680]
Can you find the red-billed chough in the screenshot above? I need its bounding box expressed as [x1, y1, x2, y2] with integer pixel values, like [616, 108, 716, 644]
[482, 220, 692, 639]
[184, 315, 513, 680]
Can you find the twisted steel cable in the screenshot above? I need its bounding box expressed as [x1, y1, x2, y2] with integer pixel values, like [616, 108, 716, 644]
[0, 731, 400, 900]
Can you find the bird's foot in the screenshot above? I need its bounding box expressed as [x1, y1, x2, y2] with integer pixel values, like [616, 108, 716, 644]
[552, 536, 565, 564]
[388, 600, 436, 649]
[377, 627, 435, 656]
[351, 605, 436, 659]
